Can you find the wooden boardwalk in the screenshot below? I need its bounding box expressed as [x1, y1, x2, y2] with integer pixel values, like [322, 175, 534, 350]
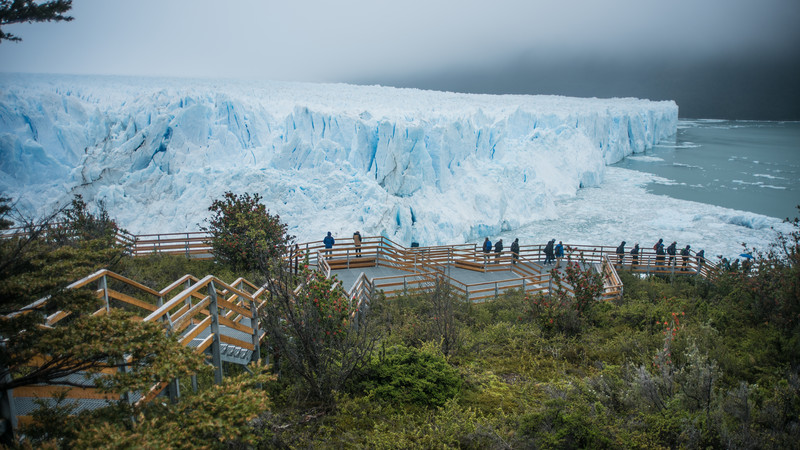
[119, 231, 710, 303]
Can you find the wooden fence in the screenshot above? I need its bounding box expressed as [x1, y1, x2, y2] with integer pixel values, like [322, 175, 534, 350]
[3, 269, 267, 429]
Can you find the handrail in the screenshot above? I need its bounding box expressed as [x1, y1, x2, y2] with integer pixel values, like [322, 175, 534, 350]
[4, 266, 268, 431]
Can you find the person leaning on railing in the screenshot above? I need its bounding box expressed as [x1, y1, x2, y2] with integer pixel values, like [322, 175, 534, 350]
[323, 232, 335, 258]
[630, 243, 640, 268]
[695, 249, 705, 273]
[353, 231, 362, 257]
[510, 238, 520, 264]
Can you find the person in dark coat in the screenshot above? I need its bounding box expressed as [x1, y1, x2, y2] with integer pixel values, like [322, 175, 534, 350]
[616, 241, 626, 265]
[680, 245, 691, 271]
[653, 238, 663, 252]
[543, 239, 555, 264]
[696, 249, 705, 273]
[510, 238, 520, 264]
[323, 232, 335, 258]
[667, 241, 677, 266]
[656, 242, 666, 267]
[494, 239, 503, 263]
[630, 243, 640, 268]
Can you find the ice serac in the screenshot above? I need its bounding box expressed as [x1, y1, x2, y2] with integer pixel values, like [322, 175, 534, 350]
[0, 74, 678, 245]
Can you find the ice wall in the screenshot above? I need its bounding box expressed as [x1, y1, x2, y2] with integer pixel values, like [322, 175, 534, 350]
[0, 74, 678, 245]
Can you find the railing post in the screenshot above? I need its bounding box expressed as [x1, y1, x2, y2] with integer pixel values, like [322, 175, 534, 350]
[160, 308, 180, 402]
[1, 369, 18, 440]
[185, 232, 190, 258]
[208, 281, 223, 384]
[250, 299, 261, 364]
[100, 274, 110, 313]
[494, 282, 499, 300]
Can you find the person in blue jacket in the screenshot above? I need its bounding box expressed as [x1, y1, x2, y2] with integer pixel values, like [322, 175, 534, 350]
[483, 237, 492, 264]
[323, 231, 335, 258]
[554, 241, 564, 268]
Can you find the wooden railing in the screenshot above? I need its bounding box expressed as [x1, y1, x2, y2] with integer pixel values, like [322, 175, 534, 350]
[5, 269, 268, 428]
[600, 255, 624, 300]
[129, 232, 212, 259]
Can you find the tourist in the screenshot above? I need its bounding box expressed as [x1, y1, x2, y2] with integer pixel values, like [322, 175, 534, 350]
[653, 238, 663, 252]
[544, 239, 555, 264]
[353, 231, 362, 257]
[616, 241, 626, 265]
[630, 243, 640, 268]
[667, 241, 677, 267]
[656, 241, 666, 267]
[696, 249, 705, 273]
[323, 231, 335, 258]
[510, 238, 520, 264]
[680, 244, 691, 271]
[483, 237, 492, 264]
[554, 241, 564, 268]
[494, 239, 503, 263]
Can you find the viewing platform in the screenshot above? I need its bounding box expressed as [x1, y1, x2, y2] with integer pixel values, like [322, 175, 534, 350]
[125, 232, 715, 303]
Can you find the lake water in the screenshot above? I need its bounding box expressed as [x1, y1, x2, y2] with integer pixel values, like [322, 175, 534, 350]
[615, 120, 800, 220]
[501, 120, 799, 260]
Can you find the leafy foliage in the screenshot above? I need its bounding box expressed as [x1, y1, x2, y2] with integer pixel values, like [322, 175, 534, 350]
[26, 369, 274, 449]
[520, 259, 605, 336]
[203, 191, 293, 273]
[0, 0, 73, 42]
[261, 265, 376, 406]
[718, 206, 800, 332]
[358, 343, 462, 407]
[371, 279, 469, 356]
[0, 195, 203, 397]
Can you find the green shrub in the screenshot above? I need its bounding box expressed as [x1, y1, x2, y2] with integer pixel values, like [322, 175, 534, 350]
[359, 343, 462, 407]
[202, 191, 293, 272]
[517, 397, 616, 449]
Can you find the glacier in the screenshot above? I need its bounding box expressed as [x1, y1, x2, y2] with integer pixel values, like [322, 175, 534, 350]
[0, 74, 681, 247]
[4, 73, 790, 260]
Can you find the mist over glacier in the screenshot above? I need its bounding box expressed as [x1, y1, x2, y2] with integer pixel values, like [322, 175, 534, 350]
[3, 74, 786, 259]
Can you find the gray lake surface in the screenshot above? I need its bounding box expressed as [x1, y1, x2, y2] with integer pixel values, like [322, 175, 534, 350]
[614, 119, 800, 220]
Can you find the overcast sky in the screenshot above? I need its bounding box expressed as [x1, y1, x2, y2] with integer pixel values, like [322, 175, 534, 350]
[2, 0, 799, 118]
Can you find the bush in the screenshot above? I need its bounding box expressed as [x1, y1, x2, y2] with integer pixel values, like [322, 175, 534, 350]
[359, 343, 462, 407]
[371, 280, 469, 356]
[261, 267, 376, 406]
[203, 191, 293, 272]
